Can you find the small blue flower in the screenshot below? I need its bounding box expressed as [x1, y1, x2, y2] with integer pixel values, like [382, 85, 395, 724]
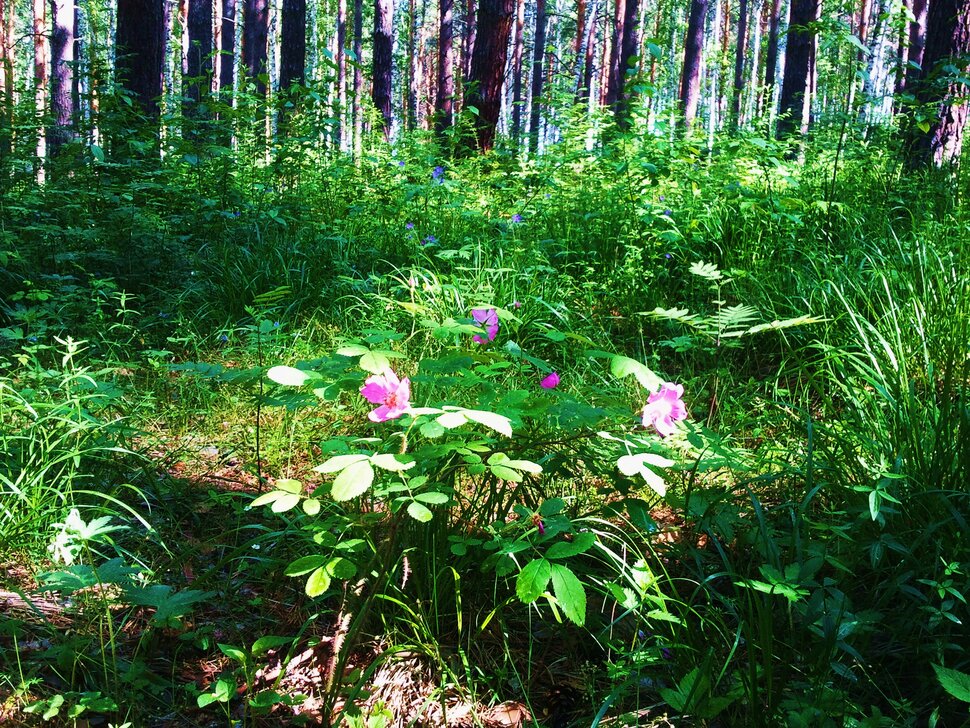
[423, 235, 437, 245]
[27, 336, 37, 343]
[273, 321, 280, 328]
[663, 209, 672, 217]
[406, 222, 415, 230]
[665, 253, 672, 259]
[398, 160, 406, 167]
[659, 195, 665, 202]
[220, 334, 229, 343]
[432, 166, 444, 182]
[511, 213, 522, 223]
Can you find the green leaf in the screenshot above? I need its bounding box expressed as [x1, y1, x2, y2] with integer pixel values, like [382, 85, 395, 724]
[516, 558, 552, 603]
[314, 454, 370, 473]
[407, 501, 434, 522]
[490, 464, 523, 482]
[305, 566, 332, 597]
[371, 453, 416, 471]
[302, 498, 321, 515]
[539, 498, 566, 516]
[285, 555, 328, 576]
[359, 350, 390, 373]
[933, 664, 970, 702]
[610, 355, 663, 391]
[336, 344, 369, 357]
[218, 643, 248, 664]
[275, 478, 302, 494]
[251, 636, 292, 656]
[414, 491, 450, 505]
[327, 557, 357, 579]
[546, 532, 596, 559]
[550, 563, 586, 626]
[267, 365, 318, 386]
[271, 492, 301, 513]
[463, 408, 513, 437]
[331, 460, 374, 501]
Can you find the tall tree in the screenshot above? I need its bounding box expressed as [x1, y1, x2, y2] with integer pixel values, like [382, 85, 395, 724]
[731, 0, 749, 128]
[906, 0, 929, 84]
[352, 0, 363, 153]
[244, 0, 269, 96]
[464, 0, 516, 149]
[680, 0, 708, 129]
[336, 0, 347, 145]
[436, 0, 455, 130]
[846, 0, 872, 112]
[406, 0, 418, 129]
[510, 0, 525, 141]
[280, 0, 306, 87]
[763, 0, 783, 98]
[186, 0, 213, 104]
[50, 0, 75, 154]
[528, 0, 547, 150]
[373, 0, 394, 139]
[463, 0, 478, 80]
[116, 0, 165, 117]
[34, 0, 47, 179]
[776, 0, 818, 138]
[908, 0, 970, 164]
[578, 0, 598, 102]
[0, 0, 12, 159]
[217, 0, 235, 97]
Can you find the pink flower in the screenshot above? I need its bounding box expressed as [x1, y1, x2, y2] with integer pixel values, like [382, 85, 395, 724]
[360, 368, 412, 422]
[540, 372, 560, 389]
[642, 382, 687, 437]
[472, 308, 499, 344]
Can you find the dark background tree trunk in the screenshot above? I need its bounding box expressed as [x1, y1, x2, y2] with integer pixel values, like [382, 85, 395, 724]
[116, 0, 165, 117]
[680, 0, 707, 128]
[243, 0, 269, 96]
[50, 0, 75, 154]
[218, 0, 235, 97]
[605, 0, 627, 107]
[731, 0, 748, 129]
[436, 0, 455, 131]
[776, 0, 818, 138]
[464, 0, 516, 149]
[763, 0, 783, 95]
[373, 0, 394, 139]
[352, 0, 363, 152]
[280, 0, 307, 88]
[510, 0, 525, 142]
[186, 0, 213, 103]
[908, 0, 970, 164]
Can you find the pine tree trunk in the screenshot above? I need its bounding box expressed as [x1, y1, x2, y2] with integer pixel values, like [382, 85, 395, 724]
[906, 0, 929, 84]
[908, 0, 970, 164]
[407, 0, 417, 130]
[510, 0, 525, 141]
[776, 0, 817, 138]
[846, 0, 871, 112]
[464, 0, 515, 149]
[731, 0, 748, 129]
[218, 0, 235, 97]
[527, 0, 545, 150]
[579, 0, 597, 102]
[763, 0, 782, 94]
[0, 0, 12, 159]
[186, 0, 213, 103]
[337, 0, 347, 146]
[895, 0, 911, 98]
[34, 0, 47, 180]
[280, 0, 306, 87]
[352, 0, 363, 153]
[574, 0, 586, 90]
[680, 0, 707, 129]
[436, 0, 455, 130]
[373, 0, 394, 140]
[463, 0, 477, 81]
[116, 0, 165, 117]
[50, 0, 75, 154]
[244, 0, 269, 96]
[615, 0, 639, 123]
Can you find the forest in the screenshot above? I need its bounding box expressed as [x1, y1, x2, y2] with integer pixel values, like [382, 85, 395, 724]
[0, 0, 969, 724]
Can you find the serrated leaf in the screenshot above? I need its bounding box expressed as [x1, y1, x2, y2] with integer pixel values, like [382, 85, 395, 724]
[331, 460, 374, 500]
[610, 355, 663, 391]
[314, 454, 370, 473]
[271, 493, 301, 513]
[285, 555, 328, 576]
[419, 420, 447, 438]
[251, 491, 282, 508]
[540, 498, 566, 516]
[550, 564, 586, 626]
[506, 459, 542, 474]
[336, 344, 369, 357]
[689, 261, 723, 280]
[546, 532, 596, 559]
[267, 366, 316, 386]
[516, 558, 552, 603]
[218, 643, 248, 664]
[414, 491, 450, 504]
[437, 411, 467, 428]
[275, 478, 302, 494]
[407, 501, 434, 522]
[302, 498, 321, 515]
[371, 453, 416, 471]
[305, 566, 331, 597]
[463, 409, 513, 437]
[251, 635, 292, 656]
[490, 464, 523, 482]
[327, 557, 357, 579]
[933, 663, 970, 702]
[359, 351, 390, 373]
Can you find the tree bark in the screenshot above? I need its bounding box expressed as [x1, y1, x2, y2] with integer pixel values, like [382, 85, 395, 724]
[373, 0, 394, 140]
[406, 0, 418, 130]
[244, 0, 269, 96]
[116, 0, 165, 117]
[280, 0, 306, 88]
[606, 0, 627, 107]
[906, 0, 929, 85]
[776, 0, 817, 138]
[337, 0, 347, 145]
[34, 0, 47, 179]
[436, 0, 455, 130]
[731, 0, 748, 129]
[527, 0, 546, 150]
[464, 0, 515, 149]
[352, 0, 363, 153]
[680, 0, 707, 129]
[578, 0, 598, 102]
[908, 0, 970, 164]
[510, 0, 525, 141]
[463, 0, 477, 81]
[50, 0, 75, 154]
[615, 0, 639, 124]
[186, 0, 213, 103]
[763, 0, 783, 93]
[0, 0, 12, 159]
[217, 0, 235, 97]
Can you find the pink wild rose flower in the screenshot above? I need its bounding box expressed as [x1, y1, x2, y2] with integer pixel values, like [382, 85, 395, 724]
[472, 308, 499, 344]
[642, 382, 687, 437]
[360, 368, 412, 422]
[540, 372, 560, 389]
